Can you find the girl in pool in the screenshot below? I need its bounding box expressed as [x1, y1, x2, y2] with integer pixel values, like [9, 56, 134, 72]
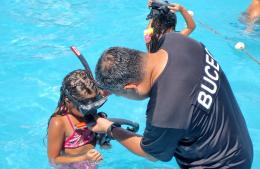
[47, 69, 104, 169]
[246, 0, 260, 23]
[145, 0, 196, 52]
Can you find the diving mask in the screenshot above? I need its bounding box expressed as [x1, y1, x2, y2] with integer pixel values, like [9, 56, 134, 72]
[64, 88, 107, 116]
[146, 0, 170, 20]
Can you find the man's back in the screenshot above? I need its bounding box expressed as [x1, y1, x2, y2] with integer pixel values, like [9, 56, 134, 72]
[142, 33, 253, 168]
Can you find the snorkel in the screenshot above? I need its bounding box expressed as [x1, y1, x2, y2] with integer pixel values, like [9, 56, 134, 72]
[146, 0, 170, 20]
[146, 0, 177, 27]
[69, 46, 139, 145]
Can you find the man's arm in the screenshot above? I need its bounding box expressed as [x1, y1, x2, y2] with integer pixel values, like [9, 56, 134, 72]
[90, 117, 184, 162]
[90, 117, 157, 161]
[111, 127, 157, 161]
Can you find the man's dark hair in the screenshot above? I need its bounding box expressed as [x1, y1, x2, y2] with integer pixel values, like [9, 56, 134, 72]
[95, 47, 145, 91]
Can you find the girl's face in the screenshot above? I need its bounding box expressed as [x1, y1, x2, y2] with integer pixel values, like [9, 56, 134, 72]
[72, 107, 84, 117]
[67, 101, 84, 117]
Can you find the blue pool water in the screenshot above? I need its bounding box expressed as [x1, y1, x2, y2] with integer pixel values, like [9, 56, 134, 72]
[0, 0, 259, 169]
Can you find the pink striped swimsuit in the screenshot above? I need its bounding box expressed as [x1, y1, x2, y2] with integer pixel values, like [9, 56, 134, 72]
[63, 115, 95, 149]
[50, 115, 98, 169]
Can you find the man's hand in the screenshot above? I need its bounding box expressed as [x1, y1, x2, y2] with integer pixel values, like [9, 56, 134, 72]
[90, 117, 113, 133]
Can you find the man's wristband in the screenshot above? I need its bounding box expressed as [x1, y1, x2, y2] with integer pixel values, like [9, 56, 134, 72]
[106, 123, 121, 139]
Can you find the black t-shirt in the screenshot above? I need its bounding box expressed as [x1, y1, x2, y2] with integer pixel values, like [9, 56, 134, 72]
[140, 33, 253, 168]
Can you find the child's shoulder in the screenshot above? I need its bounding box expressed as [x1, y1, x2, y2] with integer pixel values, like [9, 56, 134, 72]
[49, 115, 66, 129]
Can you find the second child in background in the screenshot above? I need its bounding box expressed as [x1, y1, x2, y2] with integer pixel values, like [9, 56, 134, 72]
[145, 0, 196, 52]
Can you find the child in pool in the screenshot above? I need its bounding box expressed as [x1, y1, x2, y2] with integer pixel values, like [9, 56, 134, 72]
[246, 0, 260, 23]
[244, 0, 260, 32]
[145, 0, 196, 52]
[47, 69, 105, 169]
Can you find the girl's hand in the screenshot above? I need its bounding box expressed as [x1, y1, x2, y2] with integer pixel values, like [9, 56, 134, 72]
[168, 4, 183, 13]
[168, 3, 195, 36]
[84, 149, 103, 162]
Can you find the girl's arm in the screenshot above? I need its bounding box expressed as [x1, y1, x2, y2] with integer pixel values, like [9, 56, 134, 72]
[47, 117, 102, 164]
[168, 4, 196, 36]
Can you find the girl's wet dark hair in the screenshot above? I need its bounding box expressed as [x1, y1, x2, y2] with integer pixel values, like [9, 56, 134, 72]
[147, 11, 177, 52]
[47, 69, 98, 130]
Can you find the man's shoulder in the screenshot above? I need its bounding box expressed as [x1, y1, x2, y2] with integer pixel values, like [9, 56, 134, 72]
[164, 32, 188, 41]
[161, 32, 201, 54]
